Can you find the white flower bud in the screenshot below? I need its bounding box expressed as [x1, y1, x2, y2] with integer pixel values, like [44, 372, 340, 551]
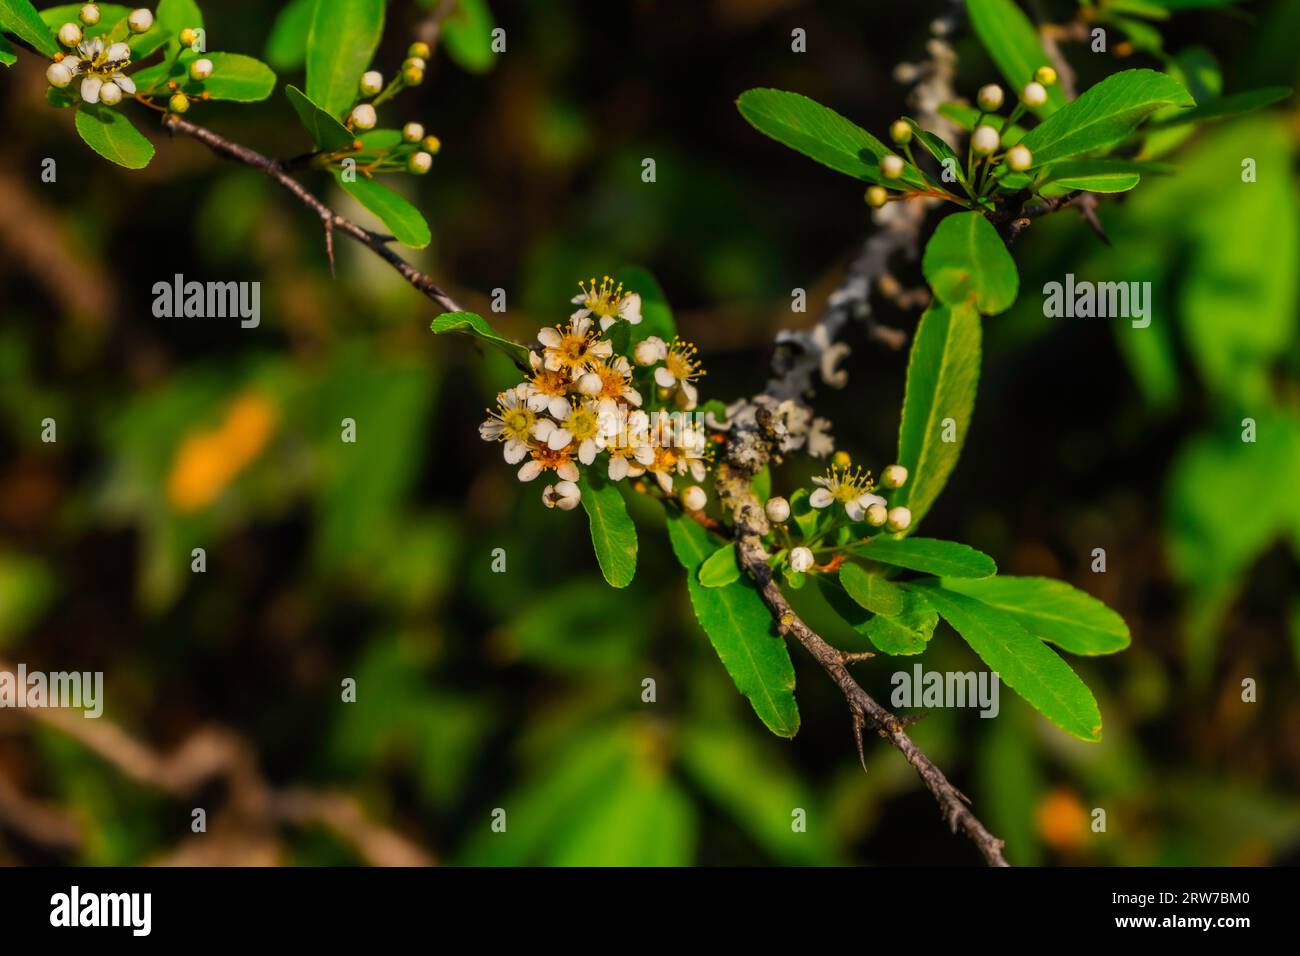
[971, 125, 1000, 156]
[407, 151, 433, 174]
[189, 57, 213, 81]
[1006, 144, 1033, 171]
[58, 22, 83, 48]
[886, 506, 912, 533]
[403, 57, 427, 72]
[402, 122, 425, 143]
[1021, 81, 1047, 107]
[866, 503, 888, 527]
[880, 464, 908, 489]
[349, 104, 377, 130]
[359, 70, 383, 96]
[98, 81, 122, 105]
[682, 485, 708, 512]
[880, 154, 904, 179]
[577, 372, 603, 396]
[634, 336, 667, 366]
[789, 546, 815, 573]
[106, 42, 130, 62]
[889, 119, 912, 144]
[127, 8, 153, 33]
[765, 496, 791, 524]
[46, 61, 74, 89]
[79, 5, 101, 26]
[977, 84, 1004, 112]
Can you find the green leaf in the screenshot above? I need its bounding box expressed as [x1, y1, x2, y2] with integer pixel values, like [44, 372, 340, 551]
[736, 88, 927, 189]
[1146, 86, 1291, 128]
[922, 211, 1018, 314]
[788, 488, 819, 538]
[912, 583, 1103, 741]
[306, 0, 383, 118]
[287, 84, 354, 151]
[74, 104, 154, 169]
[0, 34, 14, 66]
[336, 174, 430, 248]
[814, 576, 935, 655]
[189, 52, 276, 101]
[698, 542, 741, 588]
[156, 0, 202, 56]
[853, 537, 996, 578]
[941, 576, 1130, 655]
[893, 301, 981, 527]
[751, 465, 771, 502]
[1036, 158, 1144, 194]
[1, 0, 58, 56]
[903, 119, 965, 186]
[440, 0, 496, 74]
[429, 311, 532, 369]
[265, 0, 313, 71]
[577, 470, 637, 589]
[1019, 69, 1194, 166]
[666, 511, 800, 737]
[614, 265, 677, 347]
[938, 103, 1026, 146]
[839, 562, 907, 616]
[967, 0, 1065, 116]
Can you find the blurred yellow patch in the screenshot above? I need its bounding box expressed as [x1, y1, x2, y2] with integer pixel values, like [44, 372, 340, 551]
[166, 393, 278, 512]
[1035, 787, 1089, 852]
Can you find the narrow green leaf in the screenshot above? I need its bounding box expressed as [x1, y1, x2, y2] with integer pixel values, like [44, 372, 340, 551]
[429, 311, 532, 369]
[1019, 69, 1194, 166]
[287, 83, 354, 151]
[306, 0, 383, 118]
[854, 537, 996, 578]
[815, 576, 936, 655]
[577, 470, 637, 588]
[698, 543, 741, 588]
[0, 34, 15, 66]
[939, 103, 1027, 145]
[265, 0, 313, 71]
[1146, 86, 1291, 128]
[74, 104, 154, 169]
[666, 511, 800, 737]
[336, 174, 431, 249]
[1, 0, 59, 56]
[941, 576, 1131, 655]
[893, 301, 981, 527]
[736, 88, 927, 189]
[923, 211, 1019, 314]
[440, 0, 496, 74]
[839, 562, 906, 616]
[912, 582, 1103, 741]
[967, 0, 1065, 115]
[1036, 158, 1143, 194]
[903, 119, 965, 187]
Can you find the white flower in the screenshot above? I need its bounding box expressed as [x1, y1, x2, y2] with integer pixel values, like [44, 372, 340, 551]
[570, 275, 642, 331]
[542, 480, 581, 511]
[536, 400, 605, 465]
[809, 465, 884, 521]
[350, 104, 377, 130]
[127, 8, 153, 33]
[765, 496, 791, 524]
[652, 338, 704, 409]
[517, 442, 579, 483]
[789, 547, 815, 573]
[537, 315, 612, 378]
[634, 336, 667, 366]
[63, 36, 136, 104]
[479, 388, 542, 465]
[682, 485, 707, 512]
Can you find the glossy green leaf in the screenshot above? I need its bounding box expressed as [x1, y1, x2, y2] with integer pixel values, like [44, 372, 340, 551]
[1146, 86, 1291, 128]
[923, 211, 1018, 314]
[577, 470, 637, 589]
[839, 562, 906, 616]
[1037, 159, 1143, 193]
[893, 301, 981, 527]
[440, 0, 496, 74]
[74, 104, 154, 169]
[666, 511, 800, 737]
[912, 582, 1103, 741]
[736, 88, 927, 189]
[336, 174, 431, 249]
[429, 311, 532, 369]
[903, 119, 965, 186]
[854, 537, 996, 578]
[306, 0, 383, 118]
[0, 34, 14, 65]
[1, 0, 58, 56]
[938, 103, 1026, 146]
[967, 0, 1064, 115]
[1019, 69, 1194, 165]
[941, 576, 1131, 655]
[265, 0, 313, 71]
[698, 542, 742, 588]
[133, 51, 277, 102]
[286, 84, 354, 151]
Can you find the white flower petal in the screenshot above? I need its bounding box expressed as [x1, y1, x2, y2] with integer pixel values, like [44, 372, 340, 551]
[547, 428, 572, 451]
[517, 460, 542, 482]
[809, 488, 834, 509]
[80, 75, 102, 103]
[654, 367, 676, 388]
[503, 439, 528, 464]
[578, 438, 597, 465]
[557, 461, 579, 482]
[547, 396, 571, 420]
[115, 74, 136, 95]
[845, 500, 865, 522]
[537, 327, 561, 347]
[609, 456, 629, 481]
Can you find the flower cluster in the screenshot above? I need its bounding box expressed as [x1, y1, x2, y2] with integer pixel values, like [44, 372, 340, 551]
[343, 41, 442, 177]
[479, 279, 713, 510]
[45, 6, 155, 107]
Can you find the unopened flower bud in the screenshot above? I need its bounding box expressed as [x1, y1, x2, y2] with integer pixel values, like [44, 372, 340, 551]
[1006, 144, 1033, 171]
[128, 8, 153, 33]
[402, 121, 425, 143]
[403, 66, 424, 86]
[832, 450, 852, 470]
[634, 336, 666, 366]
[169, 92, 190, 113]
[46, 61, 74, 88]
[577, 372, 603, 396]
[408, 41, 431, 60]
[865, 185, 888, 208]
[349, 103, 377, 130]
[880, 154, 904, 179]
[971, 125, 1000, 155]
[57, 22, 83, 47]
[1021, 81, 1047, 107]
[1035, 66, 1058, 87]
[79, 4, 100, 26]
[179, 27, 197, 46]
[682, 485, 708, 512]
[189, 57, 213, 81]
[866, 503, 888, 527]
[880, 464, 908, 489]
[886, 506, 912, 532]
[359, 70, 383, 96]
[977, 84, 1004, 111]
[106, 41, 130, 62]
[765, 496, 791, 524]
[889, 119, 912, 144]
[408, 151, 433, 174]
[789, 546, 815, 573]
[421, 134, 441, 154]
[99, 81, 122, 105]
[403, 56, 427, 73]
